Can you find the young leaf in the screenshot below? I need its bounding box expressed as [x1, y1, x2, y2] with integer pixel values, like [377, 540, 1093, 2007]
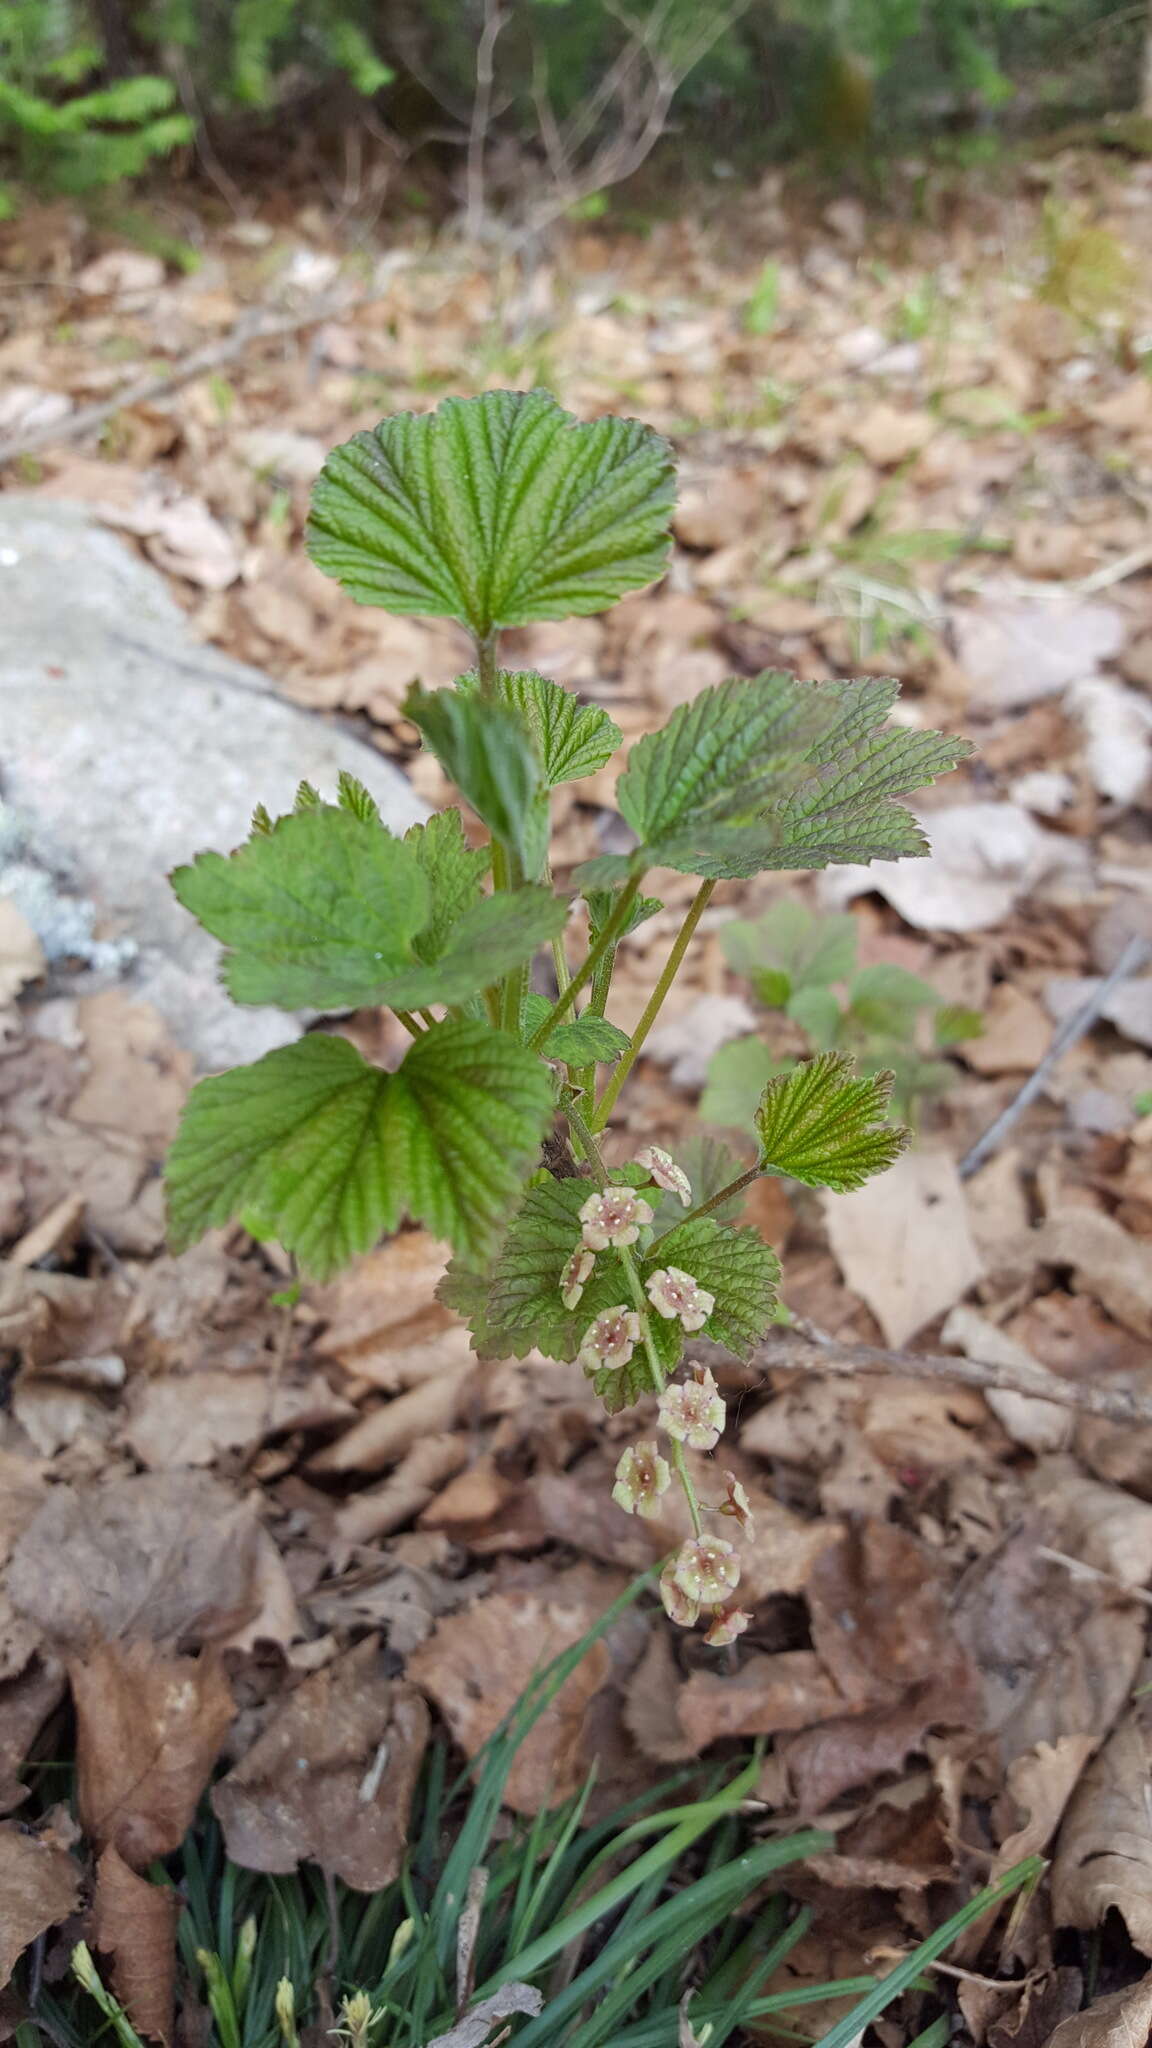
[336, 771, 381, 824]
[754, 1051, 908, 1193]
[457, 668, 622, 786]
[721, 901, 858, 996]
[405, 809, 489, 963]
[645, 1218, 780, 1359]
[405, 682, 548, 876]
[483, 1174, 629, 1361]
[306, 389, 676, 636]
[173, 803, 565, 1013]
[786, 985, 842, 1051]
[521, 994, 630, 1065]
[171, 805, 430, 1011]
[575, 674, 971, 887]
[166, 1020, 554, 1278]
[700, 1037, 788, 1132]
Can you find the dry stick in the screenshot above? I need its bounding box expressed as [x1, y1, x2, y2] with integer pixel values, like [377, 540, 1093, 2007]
[710, 1325, 1152, 1429]
[958, 933, 1152, 1181]
[0, 285, 377, 468]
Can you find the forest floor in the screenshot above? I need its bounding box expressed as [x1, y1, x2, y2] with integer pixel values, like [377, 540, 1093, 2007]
[3, 142, 1152, 2047]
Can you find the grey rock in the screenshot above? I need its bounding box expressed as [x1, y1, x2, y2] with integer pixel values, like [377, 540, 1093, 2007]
[0, 497, 425, 1068]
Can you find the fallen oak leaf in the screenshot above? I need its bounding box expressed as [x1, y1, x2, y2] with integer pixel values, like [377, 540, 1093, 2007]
[90, 1844, 179, 2046]
[72, 1639, 234, 1866]
[0, 1820, 81, 1989]
[1052, 1699, 1152, 1956]
[211, 1639, 427, 1891]
[1044, 1969, 1152, 2048]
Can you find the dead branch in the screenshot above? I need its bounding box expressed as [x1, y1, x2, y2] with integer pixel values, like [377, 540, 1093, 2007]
[694, 1324, 1152, 1429]
[959, 934, 1152, 1179]
[0, 280, 393, 468]
[465, 0, 510, 239]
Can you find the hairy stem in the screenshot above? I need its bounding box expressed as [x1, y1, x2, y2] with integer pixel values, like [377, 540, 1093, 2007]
[527, 876, 642, 1051]
[592, 880, 715, 1130]
[476, 627, 499, 694]
[565, 1099, 703, 1539]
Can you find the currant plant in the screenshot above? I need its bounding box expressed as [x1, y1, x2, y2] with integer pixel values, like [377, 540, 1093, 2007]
[165, 388, 971, 1647]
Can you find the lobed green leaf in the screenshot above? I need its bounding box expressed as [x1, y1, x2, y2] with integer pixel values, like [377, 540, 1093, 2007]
[521, 994, 630, 1066]
[306, 389, 676, 636]
[166, 1020, 554, 1278]
[405, 682, 549, 876]
[457, 668, 622, 787]
[754, 1051, 909, 1193]
[647, 1218, 780, 1358]
[575, 673, 971, 887]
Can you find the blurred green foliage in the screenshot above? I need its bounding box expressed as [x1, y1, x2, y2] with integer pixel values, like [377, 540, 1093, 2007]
[0, 0, 1144, 213]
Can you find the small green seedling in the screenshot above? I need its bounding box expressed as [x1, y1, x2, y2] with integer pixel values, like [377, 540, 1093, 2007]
[703, 899, 982, 1128]
[164, 388, 970, 1645]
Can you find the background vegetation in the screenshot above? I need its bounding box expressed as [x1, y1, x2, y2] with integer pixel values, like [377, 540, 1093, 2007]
[1, 0, 1148, 217]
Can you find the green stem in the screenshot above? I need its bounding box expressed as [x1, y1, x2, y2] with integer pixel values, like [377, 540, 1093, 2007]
[564, 1098, 704, 1540]
[527, 876, 642, 1052]
[476, 628, 498, 694]
[394, 1010, 425, 1038]
[677, 1165, 762, 1230]
[592, 880, 716, 1131]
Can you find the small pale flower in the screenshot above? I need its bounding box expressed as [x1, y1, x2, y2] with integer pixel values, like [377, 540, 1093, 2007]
[704, 1607, 752, 1648]
[657, 1367, 726, 1450]
[579, 1187, 654, 1251]
[719, 1472, 755, 1539]
[659, 1555, 700, 1627]
[560, 1246, 596, 1310]
[612, 1441, 672, 1518]
[671, 1534, 741, 1606]
[635, 1145, 692, 1207]
[645, 1266, 715, 1332]
[577, 1305, 641, 1370]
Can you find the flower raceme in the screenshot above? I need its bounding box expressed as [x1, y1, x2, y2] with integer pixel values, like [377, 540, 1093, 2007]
[164, 389, 968, 1653]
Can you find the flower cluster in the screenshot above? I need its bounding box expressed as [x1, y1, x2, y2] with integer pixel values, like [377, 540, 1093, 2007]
[563, 1150, 755, 1649]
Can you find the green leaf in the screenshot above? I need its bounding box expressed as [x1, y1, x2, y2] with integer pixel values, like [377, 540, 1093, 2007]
[173, 802, 565, 1013]
[935, 1003, 983, 1047]
[721, 901, 858, 994]
[171, 805, 430, 1011]
[457, 668, 622, 786]
[405, 682, 548, 875]
[754, 1052, 909, 1193]
[575, 674, 971, 886]
[585, 889, 663, 941]
[521, 994, 630, 1065]
[786, 985, 843, 1051]
[700, 1037, 788, 1131]
[166, 1020, 553, 1278]
[483, 1174, 630, 1361]
[336, 771, 382, 824]
[846, 962, 938, 1037]
[306, 389, 676, 636]
[644, 1218, 780, 1359]
[405, 810, 489, 963]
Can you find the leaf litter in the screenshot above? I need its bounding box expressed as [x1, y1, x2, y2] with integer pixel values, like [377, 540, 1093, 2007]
[6, 149, 1152, 2045]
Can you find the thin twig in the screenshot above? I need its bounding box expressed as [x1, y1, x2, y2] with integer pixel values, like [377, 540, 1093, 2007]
[0, 282, 386, 467]
[694, 1323, 1152, 1429]
[958, 934, 1152, 1180]
[465, 0, 508, 239]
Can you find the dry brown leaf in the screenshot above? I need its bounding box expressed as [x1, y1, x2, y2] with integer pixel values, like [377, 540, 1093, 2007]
[8, 1472, 264, 1651]
[90, 1843, 179, 2046]
[311, 1232, 454, 1387]
[1033, 1210, 1152, 1340]
[805, 1779, 954, 1891]
[66, 993, 192, 1153]
[407, 1568, 621, 1814]
[308, 1355, 474, 1474]
[122, 1367, 353, 1468]
[942, 1307, 1072, 1454]
[72, 1640, 234, 1865]
[847, 404, 934, 466]
[992, 1735, 1097, 1884]
[623, 1629, 697, 1764]
[966, 1150, 1032, 1257]
[334, 1435, 469, 1546]
[964, 985, 1053, 1076]
[0, 900, 45, 1006]
[677, 1651, 846, 1749]
[823, 1151, 983, 1347]
[219, 1530, 302, 1657]
[0, 1820, 81, 1989]
[822, 803, 1089, 935]
[211, 1640, 427, 1891]
[0, 1657, 67, 1814]
[424, 1984, 544, 2048]
[1044, 1970, 1152, 2048]
[1052, 1702, 1152, 1955]
[951, 586, 1125, 710]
